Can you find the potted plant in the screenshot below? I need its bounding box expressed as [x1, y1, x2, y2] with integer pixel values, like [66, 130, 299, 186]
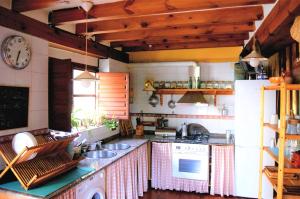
[102, 116, 118, 131]
[71, 109, 81, 130]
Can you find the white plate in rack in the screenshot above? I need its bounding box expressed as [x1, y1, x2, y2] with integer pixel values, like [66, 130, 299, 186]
[12, 132, 38, 160]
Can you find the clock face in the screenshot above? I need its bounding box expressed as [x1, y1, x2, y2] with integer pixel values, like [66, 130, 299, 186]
[1, 35, 31, 70]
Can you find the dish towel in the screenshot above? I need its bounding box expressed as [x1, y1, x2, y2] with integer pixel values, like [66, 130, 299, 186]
[210, 145, 235, 196]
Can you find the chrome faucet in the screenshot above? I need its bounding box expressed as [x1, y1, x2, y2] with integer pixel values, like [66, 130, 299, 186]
[95, 140, 102, 150]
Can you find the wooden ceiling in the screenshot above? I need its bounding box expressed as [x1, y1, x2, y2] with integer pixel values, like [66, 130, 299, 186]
[12, 0, 276, 52]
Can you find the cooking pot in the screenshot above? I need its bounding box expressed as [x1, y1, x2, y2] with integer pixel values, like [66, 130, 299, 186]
[187, 123, 210, 136]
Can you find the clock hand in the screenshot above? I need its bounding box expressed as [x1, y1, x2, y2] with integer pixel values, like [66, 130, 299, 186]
[16, 50, 21, 64]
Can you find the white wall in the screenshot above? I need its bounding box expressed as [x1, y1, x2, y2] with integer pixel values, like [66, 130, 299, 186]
[0, 26, 49, 136]
[108, 58, 129, 72]
[129, 62, 235, 134]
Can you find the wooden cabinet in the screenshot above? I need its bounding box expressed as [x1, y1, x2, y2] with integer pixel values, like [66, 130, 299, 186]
[98, 72, 129, 119]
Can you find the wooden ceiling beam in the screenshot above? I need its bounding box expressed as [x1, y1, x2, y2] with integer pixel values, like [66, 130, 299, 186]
[95, 23, 255, 42]
[122, 40, 244, 52]
[49, 0, 275, 25]
[240, 0, 300, 57]
[111, 34, 249, 48]
[0, 6, 129, 63]
[12, 0, 68, 12]
[76, 6, 263, 35]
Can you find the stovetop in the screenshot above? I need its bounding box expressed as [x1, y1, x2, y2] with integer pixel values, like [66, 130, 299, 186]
[142, 133, 234, 145]
[175, 134, 209, 144]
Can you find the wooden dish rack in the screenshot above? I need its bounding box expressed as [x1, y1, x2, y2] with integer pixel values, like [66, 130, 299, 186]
[0, 133, 83, 190]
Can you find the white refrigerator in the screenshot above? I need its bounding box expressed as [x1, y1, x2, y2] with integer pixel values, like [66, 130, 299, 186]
[235, 80, 276, 199]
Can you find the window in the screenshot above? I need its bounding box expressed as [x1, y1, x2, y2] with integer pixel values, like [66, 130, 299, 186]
[72, 69, 97, 129]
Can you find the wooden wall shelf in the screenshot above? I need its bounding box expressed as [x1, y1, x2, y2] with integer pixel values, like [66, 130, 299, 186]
[155, 88, 234, 106]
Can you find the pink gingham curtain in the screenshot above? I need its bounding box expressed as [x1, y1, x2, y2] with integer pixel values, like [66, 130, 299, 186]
[106, 143, 148, 199]
[151, 142, 208, 193]
[52, 187, 76, 199]
[210, 145, 235, 197]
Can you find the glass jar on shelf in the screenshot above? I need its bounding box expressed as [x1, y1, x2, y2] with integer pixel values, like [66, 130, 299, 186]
[206, 81, 213, 89]
[200, 81, 207, 89]
[159, 81, 165, 89]
[219, 81, 226, 89]
[153, 81, 160, 89]
[176, 81, 183, 89]
[165, 81, 171, 89]
[171, 81, 177, 89]
[213, 81, 219, 89]
[183, 81, 189, 89]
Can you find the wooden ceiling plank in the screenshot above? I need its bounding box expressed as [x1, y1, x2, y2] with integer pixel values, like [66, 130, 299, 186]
[0, 6, 129, 63]
[123, 40, 244, 52]
[49, 0, 276, 25]
[76, 6, 263, 34]
[111, 34, 249, 47]
[240, 0, 300, 57]
[95, 23, 255, 42]
[12, 0, 65, 12]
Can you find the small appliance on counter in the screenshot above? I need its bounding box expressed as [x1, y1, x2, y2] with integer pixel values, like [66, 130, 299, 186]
[156, 117, 168, 128]
[155, 128, 176, 137]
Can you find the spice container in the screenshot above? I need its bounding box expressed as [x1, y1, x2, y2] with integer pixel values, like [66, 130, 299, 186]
[206, 81, 213, 89]
[200, 81, 207, 88]
[153, 81, 160, 89]
[183, 81, 189, 89]
[171, 81, 177, 89]
[159, 81, 165, 89]
[176, 81, 183, 88]
[165, 81, 171, 88]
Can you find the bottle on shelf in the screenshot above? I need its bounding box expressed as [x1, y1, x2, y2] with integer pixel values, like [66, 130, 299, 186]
[197, 77, 201, 89]
[192, 76, 197, 89]
[188, 76, 193, 89]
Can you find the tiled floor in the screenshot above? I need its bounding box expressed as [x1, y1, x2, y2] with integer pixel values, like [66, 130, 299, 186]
[141, 189, 243, 199]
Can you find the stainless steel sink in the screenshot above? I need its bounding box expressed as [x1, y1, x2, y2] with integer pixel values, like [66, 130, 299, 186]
[103, 143, 131, 150]
[84, 150, 117, 159]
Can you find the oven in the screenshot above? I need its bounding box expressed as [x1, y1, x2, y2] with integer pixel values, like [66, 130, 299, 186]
[172, 143, 209, 181]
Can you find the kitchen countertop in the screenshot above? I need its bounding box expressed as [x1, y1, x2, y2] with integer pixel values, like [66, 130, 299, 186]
[0, 134, 232, 198]
[0, 138, 148, 199]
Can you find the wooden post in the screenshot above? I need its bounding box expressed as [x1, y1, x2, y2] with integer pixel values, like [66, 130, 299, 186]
[277, 82, 287, 199]
[292, 90, 298, 115]
[258, 87, 265, 199]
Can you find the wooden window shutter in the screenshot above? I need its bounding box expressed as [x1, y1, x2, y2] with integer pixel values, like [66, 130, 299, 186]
[49, 58, 73, 131]
[98, 72, 129, 119]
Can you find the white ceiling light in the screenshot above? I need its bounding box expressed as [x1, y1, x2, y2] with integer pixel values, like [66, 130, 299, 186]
[74, 0, 98, 88]
[80, 0, 94, 12]
[242, 37, 268, 67]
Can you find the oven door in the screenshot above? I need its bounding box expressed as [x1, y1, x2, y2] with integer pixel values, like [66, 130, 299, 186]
[172, 145, 209, 181]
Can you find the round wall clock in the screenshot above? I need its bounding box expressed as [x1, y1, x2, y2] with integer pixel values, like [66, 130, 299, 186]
[1, 35, 31, 70]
